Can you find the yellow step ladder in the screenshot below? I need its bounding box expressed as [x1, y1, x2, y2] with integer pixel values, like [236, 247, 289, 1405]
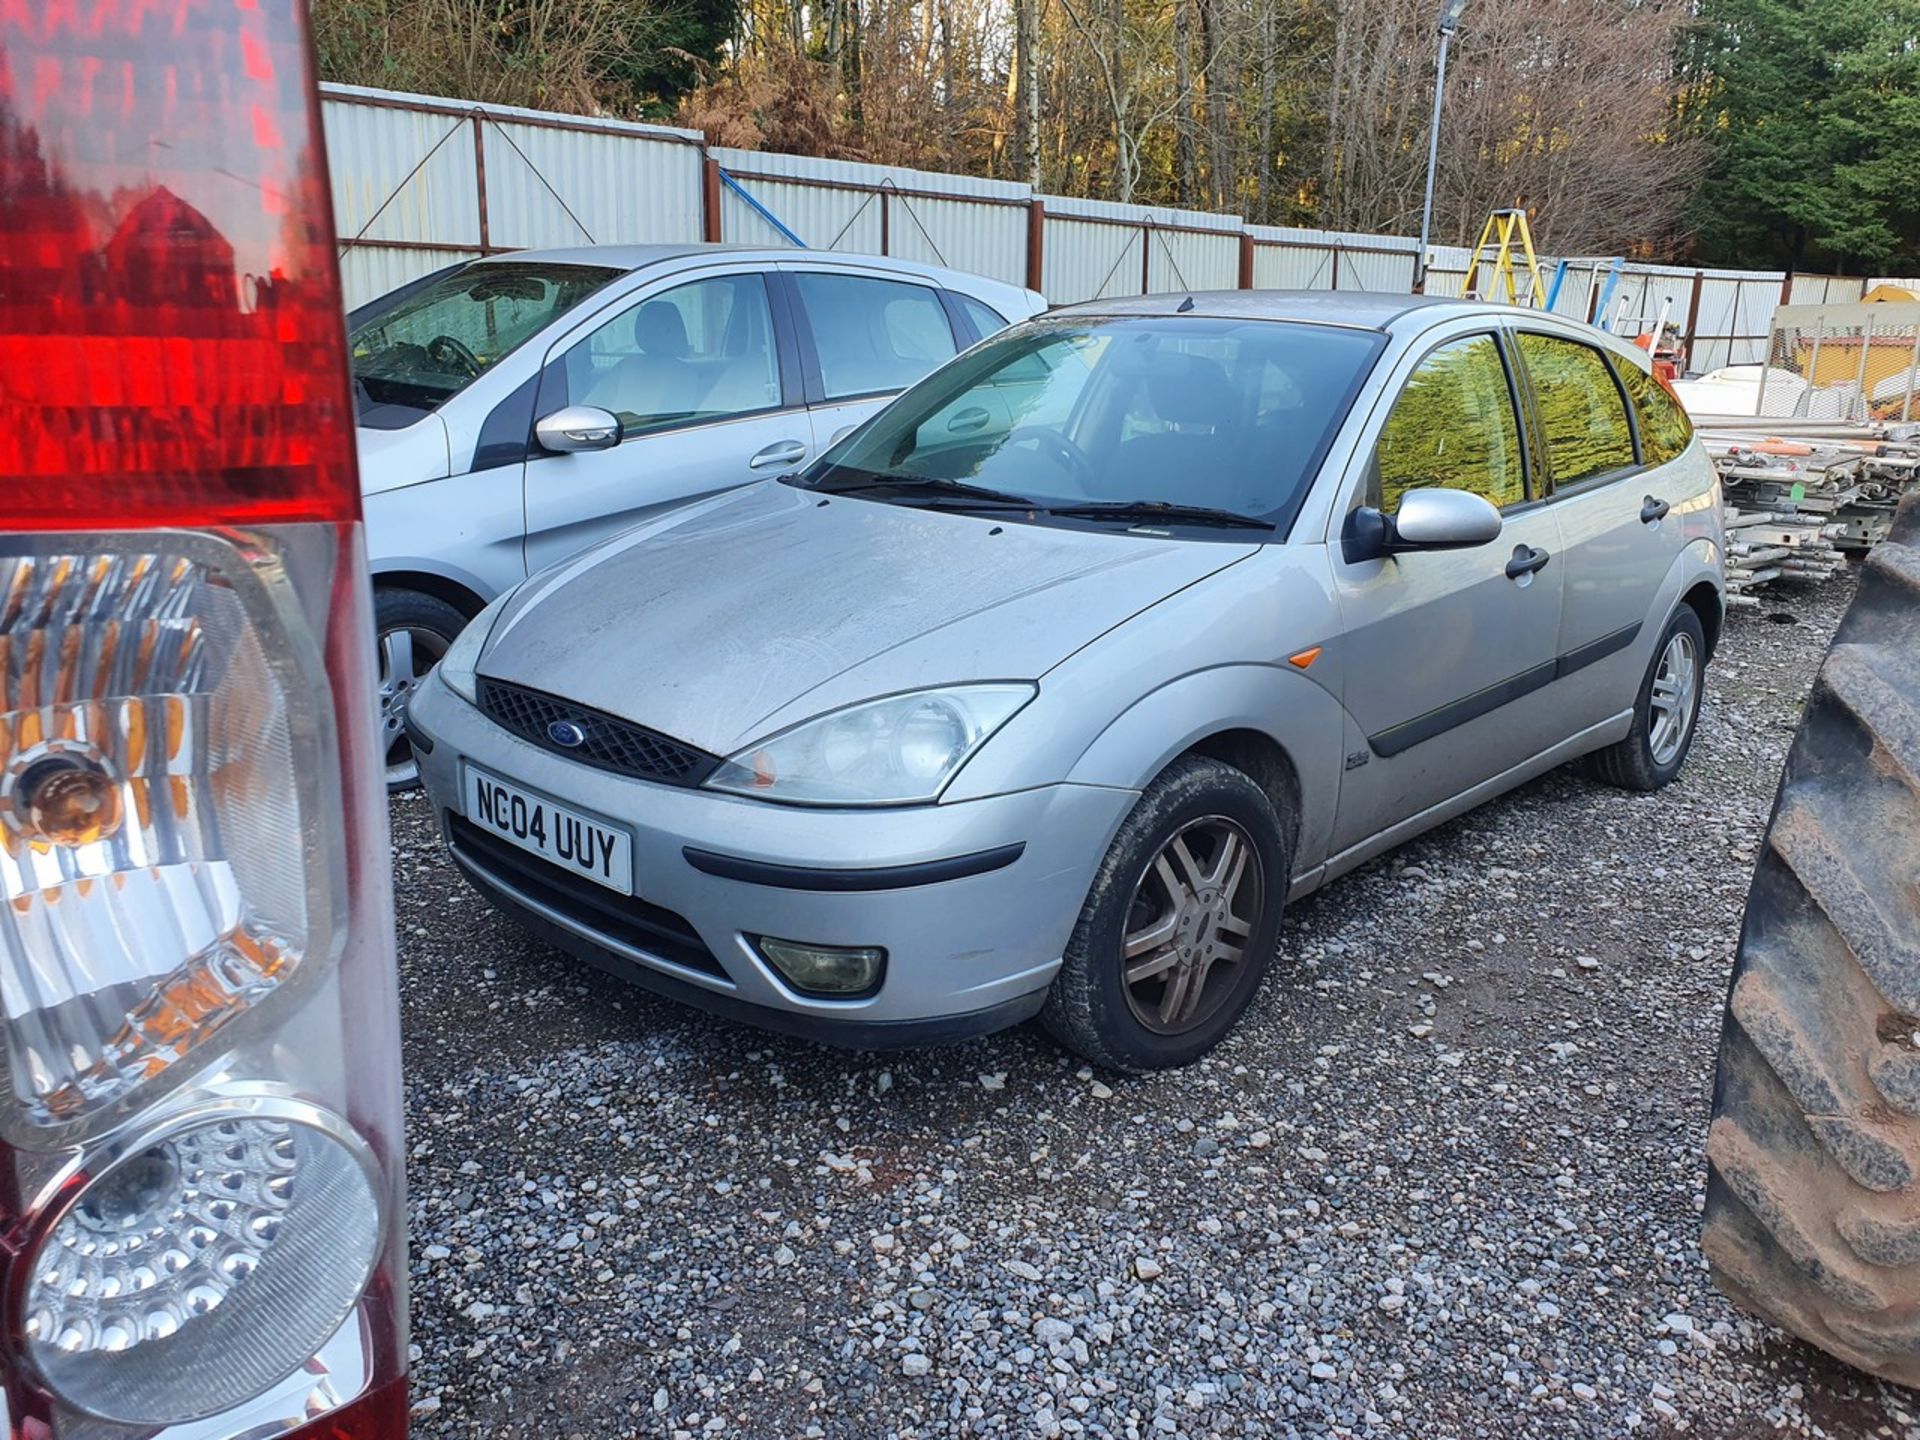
[1460, 208, 1548, 307]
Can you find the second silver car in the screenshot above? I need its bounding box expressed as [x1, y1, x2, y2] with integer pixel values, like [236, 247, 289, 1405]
[350, 244, 1042, 787]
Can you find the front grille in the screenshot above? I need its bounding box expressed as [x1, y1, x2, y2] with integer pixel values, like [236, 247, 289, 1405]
[449, 815, 729, 980]
[477, 677, 720, 786]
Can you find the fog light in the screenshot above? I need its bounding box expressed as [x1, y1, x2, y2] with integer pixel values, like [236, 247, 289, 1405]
[755, 937, 886, 996]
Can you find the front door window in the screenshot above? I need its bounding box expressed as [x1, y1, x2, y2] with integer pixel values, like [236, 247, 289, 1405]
[1372, 333, 1528, 513]
[563, 274, 781, 436]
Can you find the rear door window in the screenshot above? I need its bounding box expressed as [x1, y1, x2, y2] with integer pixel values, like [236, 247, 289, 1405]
[1615, 360, 1694, 465]
[793, 273, 960, 400]
[1516, 332, 1639, 487]
[1372, 334, 1528, 513]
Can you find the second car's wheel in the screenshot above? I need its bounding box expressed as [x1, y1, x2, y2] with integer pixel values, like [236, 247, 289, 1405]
[375, 588, 467, 793]
[1585, 603, 1708, 792]
[1043, 755, 1295, 1072]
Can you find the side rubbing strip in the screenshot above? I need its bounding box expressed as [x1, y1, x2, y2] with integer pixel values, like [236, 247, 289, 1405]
[1369, 659, 1558, 758]
[1368, 621, 1643, 758]
[1556, 621, 1642, 680]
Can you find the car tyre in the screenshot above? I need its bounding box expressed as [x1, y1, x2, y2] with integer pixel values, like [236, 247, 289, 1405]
[1585, 603, 1707, 792]
[1042, 755, 1295, 1073]
[375, 588, 467, 793]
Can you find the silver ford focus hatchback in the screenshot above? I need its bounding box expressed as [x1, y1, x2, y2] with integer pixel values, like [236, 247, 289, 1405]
[408, 291, 1725, 1070]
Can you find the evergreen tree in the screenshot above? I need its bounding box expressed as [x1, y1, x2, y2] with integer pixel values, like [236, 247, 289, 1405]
[1683, 0, 1920, 273]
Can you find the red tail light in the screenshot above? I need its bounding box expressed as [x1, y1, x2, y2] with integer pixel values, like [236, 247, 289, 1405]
[1, 4, 407, 1439]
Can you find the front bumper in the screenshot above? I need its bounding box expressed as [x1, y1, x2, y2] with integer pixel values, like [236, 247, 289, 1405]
[409, 673, 1137, 1043]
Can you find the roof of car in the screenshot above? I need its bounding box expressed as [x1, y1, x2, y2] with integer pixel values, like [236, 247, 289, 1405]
[475, 243, 1010, 284]
[477, 243, 769, 270]
[1049, 290, 1471, 329]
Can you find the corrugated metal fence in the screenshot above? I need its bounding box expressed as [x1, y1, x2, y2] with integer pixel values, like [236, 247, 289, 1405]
[324, 82, 1872, 371]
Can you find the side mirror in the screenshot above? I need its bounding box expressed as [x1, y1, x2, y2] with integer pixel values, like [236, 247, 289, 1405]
[1344, 487, 1503, 563]
[535, 405, 622, 454]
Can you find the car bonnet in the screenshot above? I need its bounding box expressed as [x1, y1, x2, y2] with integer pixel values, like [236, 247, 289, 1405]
[477, 481, 1260, 758]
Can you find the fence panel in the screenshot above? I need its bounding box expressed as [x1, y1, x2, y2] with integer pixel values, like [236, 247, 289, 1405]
[711, 163, 880, 253]
[322, 81, 1821, 344]
[1250, 227, 1416, 292]
[1042, 215, 1144, 303]
[711, 150, 1030, 286]
[1249, 242, 1336, 290]
[1790, 274, 1868, 305]
[1691, 275, 1780, 371]
[1039, 197, 1241, 301]
[1150, 225, 1240, 293]
[881, 194, 1028, 285]
[484, 121, 702, 251]
[338, 246, 474, 311]
[1337, 247, 1418, 292]
[1421, 246, 1471, 298]
[323, 93, 479, 251]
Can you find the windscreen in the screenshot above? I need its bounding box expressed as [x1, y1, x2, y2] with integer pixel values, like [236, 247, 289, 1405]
[809, 315, 1383, 530]
[349, 260, 620, 424]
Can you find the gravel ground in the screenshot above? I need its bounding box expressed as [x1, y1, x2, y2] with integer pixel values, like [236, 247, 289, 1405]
[391, 568, 1917, 1440]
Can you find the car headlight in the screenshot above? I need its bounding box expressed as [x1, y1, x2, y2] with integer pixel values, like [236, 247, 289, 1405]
[434, 590, 512, 703]
[705, 684, 1035, 806]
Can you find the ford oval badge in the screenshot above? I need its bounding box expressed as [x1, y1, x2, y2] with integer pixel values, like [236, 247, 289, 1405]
[547, 719, 588, 749]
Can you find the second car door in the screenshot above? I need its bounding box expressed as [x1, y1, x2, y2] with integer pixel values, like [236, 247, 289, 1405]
[1512, 328, 1684, 723]
[523, 269, 811, 575]
[781, 267, 963, 453]
[1327, 328, 1568, 856]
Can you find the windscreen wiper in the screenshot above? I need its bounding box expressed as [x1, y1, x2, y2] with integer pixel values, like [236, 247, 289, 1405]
[1043, 501, 1276, 531]
[807, 474, 1040, 509]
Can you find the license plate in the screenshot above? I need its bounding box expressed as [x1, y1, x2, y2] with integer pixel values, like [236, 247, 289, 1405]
[462, 765, 634, 895]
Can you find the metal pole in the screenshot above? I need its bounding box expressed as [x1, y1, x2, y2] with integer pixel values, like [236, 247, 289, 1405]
[1414, 26, 1454, 293]
[1854, 313, 1875, 423]
[1901, 324, 1919, 423]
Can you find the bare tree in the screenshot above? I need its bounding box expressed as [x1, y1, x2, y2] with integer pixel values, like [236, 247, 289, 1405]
[660, 0, 1700, 256]
[1016, 0, 1041, 186]
[1175, 0, 1196, 205]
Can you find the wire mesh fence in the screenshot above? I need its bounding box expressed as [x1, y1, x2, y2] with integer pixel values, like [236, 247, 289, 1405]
[1757, 303, 1920, 421]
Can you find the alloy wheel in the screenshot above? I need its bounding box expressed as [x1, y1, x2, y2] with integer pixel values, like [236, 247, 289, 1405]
[1648, 629, 1699, 768]
[1121, 816, 1265, 1034]
[378, 625, 450, 789]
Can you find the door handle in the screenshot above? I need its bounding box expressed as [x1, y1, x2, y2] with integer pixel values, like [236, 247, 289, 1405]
[1641, 495, 1671, 524]
[749, 439, 808, 470]
[1506, 544, 1552, 580]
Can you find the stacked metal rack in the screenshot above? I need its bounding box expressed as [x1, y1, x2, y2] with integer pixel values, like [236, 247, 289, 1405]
[1689, 417, 1920, 605]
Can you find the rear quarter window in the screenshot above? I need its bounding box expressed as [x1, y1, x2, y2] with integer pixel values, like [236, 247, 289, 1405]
[1616, 360, 1694, 465]
[958, 295, 1011, 341]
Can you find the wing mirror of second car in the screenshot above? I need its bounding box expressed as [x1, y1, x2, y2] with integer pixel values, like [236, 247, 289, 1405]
[1344, 487, 1503, 563]
[535, 405, 623, 454]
